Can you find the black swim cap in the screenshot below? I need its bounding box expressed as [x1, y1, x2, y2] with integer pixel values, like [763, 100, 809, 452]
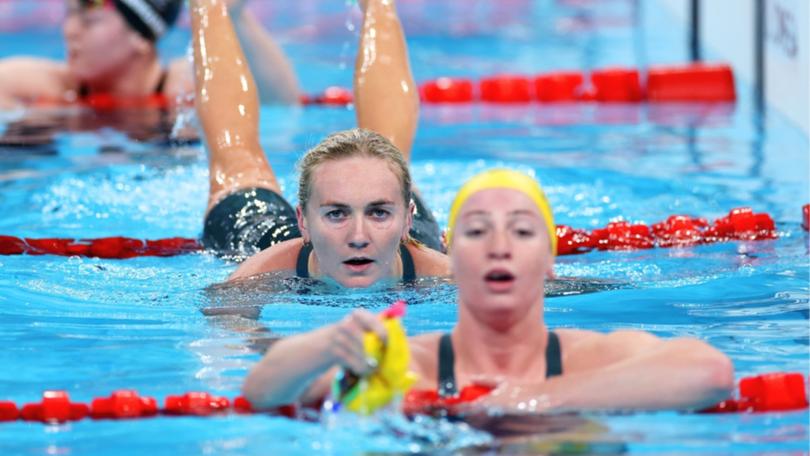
[112, 0, 182, 41]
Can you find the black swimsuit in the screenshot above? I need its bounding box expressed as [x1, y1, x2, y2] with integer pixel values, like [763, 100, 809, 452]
[295, 241, 417, 282]
[437, 331, 563, 396]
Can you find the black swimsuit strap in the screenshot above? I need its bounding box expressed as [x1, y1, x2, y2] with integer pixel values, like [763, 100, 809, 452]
[399, 243, 416, 283]
[295, 242, 313, 278]
[437, 330, 563, 397]
[295, 242, 415, 281]
[437, 333, 457, 396]
[546, 331, 563, 377]
[154, 69, 168, 95]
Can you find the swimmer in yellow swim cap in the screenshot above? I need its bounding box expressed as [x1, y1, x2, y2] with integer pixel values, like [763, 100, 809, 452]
[243, 169, 734, 416]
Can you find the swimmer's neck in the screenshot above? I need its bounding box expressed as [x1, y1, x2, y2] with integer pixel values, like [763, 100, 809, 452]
[453, 305, 548, 377]
[77, 53, 163, 97]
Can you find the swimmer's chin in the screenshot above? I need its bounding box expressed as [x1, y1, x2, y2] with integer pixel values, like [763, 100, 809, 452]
[325, 273, 398, 290]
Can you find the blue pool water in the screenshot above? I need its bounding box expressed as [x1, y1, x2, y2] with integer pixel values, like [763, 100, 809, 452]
[0, 0, 808, 454]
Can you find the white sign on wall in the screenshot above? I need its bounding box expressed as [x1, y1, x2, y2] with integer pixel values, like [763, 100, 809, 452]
[765, 0, 809, 134]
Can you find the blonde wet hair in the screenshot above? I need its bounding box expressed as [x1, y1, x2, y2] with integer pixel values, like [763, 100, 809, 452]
[298, 128, 412, 211]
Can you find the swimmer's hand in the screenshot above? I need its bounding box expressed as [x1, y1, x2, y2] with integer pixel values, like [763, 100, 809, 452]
[454, 378, 554, 417]
[326, 309, 388, 377]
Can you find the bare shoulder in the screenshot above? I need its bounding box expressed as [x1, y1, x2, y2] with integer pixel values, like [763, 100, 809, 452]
[163, 57, 194, 100]
[0, 57, 71, 104]
[407, 244, 450, 277]
[555, 328, 601, 348]
[228, 238, 304, 281]
[408, 333, 441, 388]
[559, 328, 663, 372]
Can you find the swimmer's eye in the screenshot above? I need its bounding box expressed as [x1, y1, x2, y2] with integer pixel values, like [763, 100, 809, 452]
[367, 208, 391, 220]
[515, 228, 535, 238]
[324, 209, 348, 221]
[463, 227, 486, 238]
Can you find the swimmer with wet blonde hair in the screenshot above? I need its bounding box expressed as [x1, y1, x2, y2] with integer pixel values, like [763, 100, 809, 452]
[243, 168, 734, 414]
[192, 0, 449, 289]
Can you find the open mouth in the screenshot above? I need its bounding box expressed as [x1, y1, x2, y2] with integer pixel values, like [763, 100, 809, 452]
[485, 269, 515, 282]
[344, 258, 374, 267]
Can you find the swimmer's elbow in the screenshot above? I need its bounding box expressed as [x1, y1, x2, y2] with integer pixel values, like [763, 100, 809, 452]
[242, 369, 285, 410]
[670, 338, 735, 406]
[702, 349, 735, 403]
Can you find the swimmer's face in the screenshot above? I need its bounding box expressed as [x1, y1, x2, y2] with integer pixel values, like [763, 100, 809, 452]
[450, 188, 553, 328]
[63, 0, 147, 83]
[297, 156, 412, 288]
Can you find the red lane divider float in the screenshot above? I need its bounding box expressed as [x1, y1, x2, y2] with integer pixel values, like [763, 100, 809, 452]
[556, 206, 780, 256]
[700, 372, 808, 414]
[91, 390, 158, 419]
[303, 62, 735, 106]
[647, 63, 736, 102]
[20, 391, 89, 424]
[0, 206, 803, 260]
[0, 236, 201, 259]
[2, 372, 805, 424]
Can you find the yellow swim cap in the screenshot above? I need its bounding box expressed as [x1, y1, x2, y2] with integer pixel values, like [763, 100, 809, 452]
[446, 169, 556, 255]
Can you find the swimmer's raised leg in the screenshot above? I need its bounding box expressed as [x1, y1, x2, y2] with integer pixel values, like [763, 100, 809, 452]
[354, 0, 419, 163]
[192, 0, 300, 255]
[191, 0, 279, 211]
[354, 0, 442, 251]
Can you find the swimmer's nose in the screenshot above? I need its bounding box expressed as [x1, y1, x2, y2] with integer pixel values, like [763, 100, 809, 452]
[487, 229, 512, 260]
[347, 216, 371, 250]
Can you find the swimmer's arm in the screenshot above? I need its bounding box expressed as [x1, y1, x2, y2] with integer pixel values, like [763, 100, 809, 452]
[242, 325, 340, 408]
[228, 2, 300, 105]
[354, 0, 419, 161]
[0, 58, 68, 109]
[484, 331, 734, 412]
[228, 239, 301, 281]
[243, 309, 387, 409]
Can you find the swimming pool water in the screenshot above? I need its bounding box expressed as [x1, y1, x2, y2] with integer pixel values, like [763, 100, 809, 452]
[0, 0, 808, 454]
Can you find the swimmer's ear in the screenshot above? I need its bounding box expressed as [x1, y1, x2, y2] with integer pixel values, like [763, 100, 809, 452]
[545, 255, 556, 280]
[402, 200, 415, 242]
[296, 205, 310, 243]
[129, 33, 152, 55]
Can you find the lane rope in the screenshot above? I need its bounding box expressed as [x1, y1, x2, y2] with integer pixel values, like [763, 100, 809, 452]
[1, 205, 804, 260]
[0, 372, 805, 424]
[303, 63, 736, 106]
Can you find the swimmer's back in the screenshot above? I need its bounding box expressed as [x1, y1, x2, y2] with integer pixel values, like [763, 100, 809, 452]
[228, 238, 450, 282]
